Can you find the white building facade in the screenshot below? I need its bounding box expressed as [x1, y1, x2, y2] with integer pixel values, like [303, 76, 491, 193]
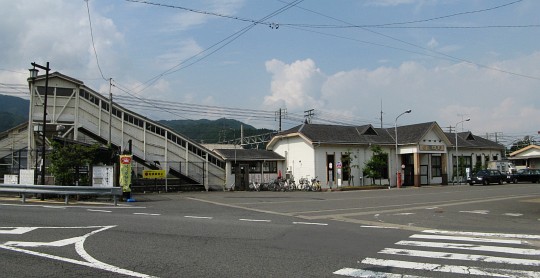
[267, 122, 504, 188]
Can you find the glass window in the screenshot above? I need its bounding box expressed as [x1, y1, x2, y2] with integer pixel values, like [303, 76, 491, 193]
[431, 155, 442, 177]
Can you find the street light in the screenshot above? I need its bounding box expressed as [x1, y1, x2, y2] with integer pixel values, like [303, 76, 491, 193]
[455, 118, 470, 184]
[394, 109, 412, 188]
[29, 62, 50, 185]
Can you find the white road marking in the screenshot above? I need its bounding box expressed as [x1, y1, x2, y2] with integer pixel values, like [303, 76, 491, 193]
[0, 225, 156, 278]
[133, 213, 160, 216]
[0, 227, 38, 234]
[362, 258, 540, 277]
[87, 209, 112, 213]
[239, 219, 271, 222]
[423, 229, 540, 240]
[184, 216, 213, 219]
[360, 225, 400, 229]
[4, 236, 85, 247]
[380, 248, 540, 266]
[409, 234, 529, 245]
[425, 207, 439, 210]
[460, 210, 489, 214]
[333, 267, 426, 277]
[42, 206, 67, 209]
[292, 221, 328, 226]
[393, 213, 415, 215]
[504, 213, 523, 217]
[396, 240, 540, 255]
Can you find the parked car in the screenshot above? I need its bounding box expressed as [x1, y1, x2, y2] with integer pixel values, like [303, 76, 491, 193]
[506, 168, 540, 184]
[468, 169, 505, 185]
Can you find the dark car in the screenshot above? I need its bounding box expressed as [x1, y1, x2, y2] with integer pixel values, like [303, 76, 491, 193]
[468, 169, 505, 185]
[506, 168, 540, 183]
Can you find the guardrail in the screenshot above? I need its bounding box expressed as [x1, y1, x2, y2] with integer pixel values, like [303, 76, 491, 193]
[0, 184, 123, 206]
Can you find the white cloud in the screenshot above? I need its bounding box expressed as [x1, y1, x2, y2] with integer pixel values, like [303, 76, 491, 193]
[263, 59, 325, 110]
[263, 53, 540, 135]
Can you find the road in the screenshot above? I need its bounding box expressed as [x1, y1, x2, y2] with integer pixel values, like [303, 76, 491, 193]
[1, 183, 539, 277]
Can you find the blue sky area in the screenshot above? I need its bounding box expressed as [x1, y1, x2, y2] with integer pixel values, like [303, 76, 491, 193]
[1, 0, 539, 146]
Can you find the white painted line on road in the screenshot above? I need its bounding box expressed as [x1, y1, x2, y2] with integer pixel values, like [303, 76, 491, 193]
[394, 212, 415, 215]
[361, 225, 400, 229]
[425, 207, 439, 210]
[362, 257, 540, 277]
[133, 213, 161, 216]
[396, 240, 540, 255]
[87, 209, 112, 213]
[292, 221, 328, 226]
[0, 225, 156, 278]
[459, 210, 489, 214]
[504, 213, 523, 217]
[0, 227, 38, 234]
[4, 236, 84, 247]
[380, 248, 540, 266]
[423, 229, 540, 240]
[239, 219, 271, 222]
[410, 234, 528, 245]
[184, 216, 213, 219]
[42, 206, 67, 209]
[333, 267, 426, 278]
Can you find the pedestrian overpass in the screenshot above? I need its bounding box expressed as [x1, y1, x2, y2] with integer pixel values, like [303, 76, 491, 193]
[1, 72, 226, 190]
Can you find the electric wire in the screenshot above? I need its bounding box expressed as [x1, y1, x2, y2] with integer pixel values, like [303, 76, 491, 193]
[284, 1, 540, 81]
[125, 0, 303, 95]
[85, 0, 109, 82]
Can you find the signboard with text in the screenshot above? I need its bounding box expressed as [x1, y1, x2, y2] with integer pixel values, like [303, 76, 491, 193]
[143, 170, 166, 179]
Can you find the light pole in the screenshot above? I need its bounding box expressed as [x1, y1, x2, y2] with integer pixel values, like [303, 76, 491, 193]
[394, 109, 412, 188]
[29, 62, 50, 185]
[455, 118, 470, 184]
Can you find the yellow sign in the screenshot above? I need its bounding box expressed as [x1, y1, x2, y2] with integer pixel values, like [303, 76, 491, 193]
[143, 170, 166, 179]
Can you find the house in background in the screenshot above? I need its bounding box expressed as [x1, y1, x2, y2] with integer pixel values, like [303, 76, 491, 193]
[212, 148, 285, 191]
[507, 145, 540, 169]
[444, 131, 506, 178]
[266, 122, 504, 188]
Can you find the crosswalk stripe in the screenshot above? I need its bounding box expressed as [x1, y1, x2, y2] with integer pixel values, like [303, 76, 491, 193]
[333, 267, 427, 278]
[423, 229, 540, 240]
[335, 230, 540, 277]
[396, 240, 540, 255]
[379, 248, 540, 266]
[362, 258, 540, 277]
[410, 234, 529, 245]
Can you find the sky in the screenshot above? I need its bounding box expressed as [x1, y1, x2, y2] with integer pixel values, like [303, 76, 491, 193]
[1, 0, 539, 146]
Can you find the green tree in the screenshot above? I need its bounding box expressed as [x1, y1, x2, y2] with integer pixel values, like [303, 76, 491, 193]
[507, 136, 537, 154]
[362, 145, 388, 185]
[342, 149, 360, 185]
[49, 141, 100, 186]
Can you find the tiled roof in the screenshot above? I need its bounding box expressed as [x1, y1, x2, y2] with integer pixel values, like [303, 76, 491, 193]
[278, 122, 438, 145]
[276, 122, 502, 150]
[444, 132, 505, 150]
[214, 149, 285, 161]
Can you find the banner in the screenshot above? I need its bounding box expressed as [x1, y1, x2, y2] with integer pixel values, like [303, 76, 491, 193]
[119, 155, 132, 193]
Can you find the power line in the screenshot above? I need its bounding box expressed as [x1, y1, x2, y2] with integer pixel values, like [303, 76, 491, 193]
[124, 0, 302, 95]
[85, 0, 108, 82]
[279, 0, 525, 29]
[282, 1, 540, 81]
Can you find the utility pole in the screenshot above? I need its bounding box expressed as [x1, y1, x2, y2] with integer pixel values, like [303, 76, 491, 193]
[275, 108, 287, 131]
[380, 99, 383, 128]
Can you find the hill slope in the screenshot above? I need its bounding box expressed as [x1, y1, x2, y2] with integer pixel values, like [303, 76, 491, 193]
[0, 95, 28, 132]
